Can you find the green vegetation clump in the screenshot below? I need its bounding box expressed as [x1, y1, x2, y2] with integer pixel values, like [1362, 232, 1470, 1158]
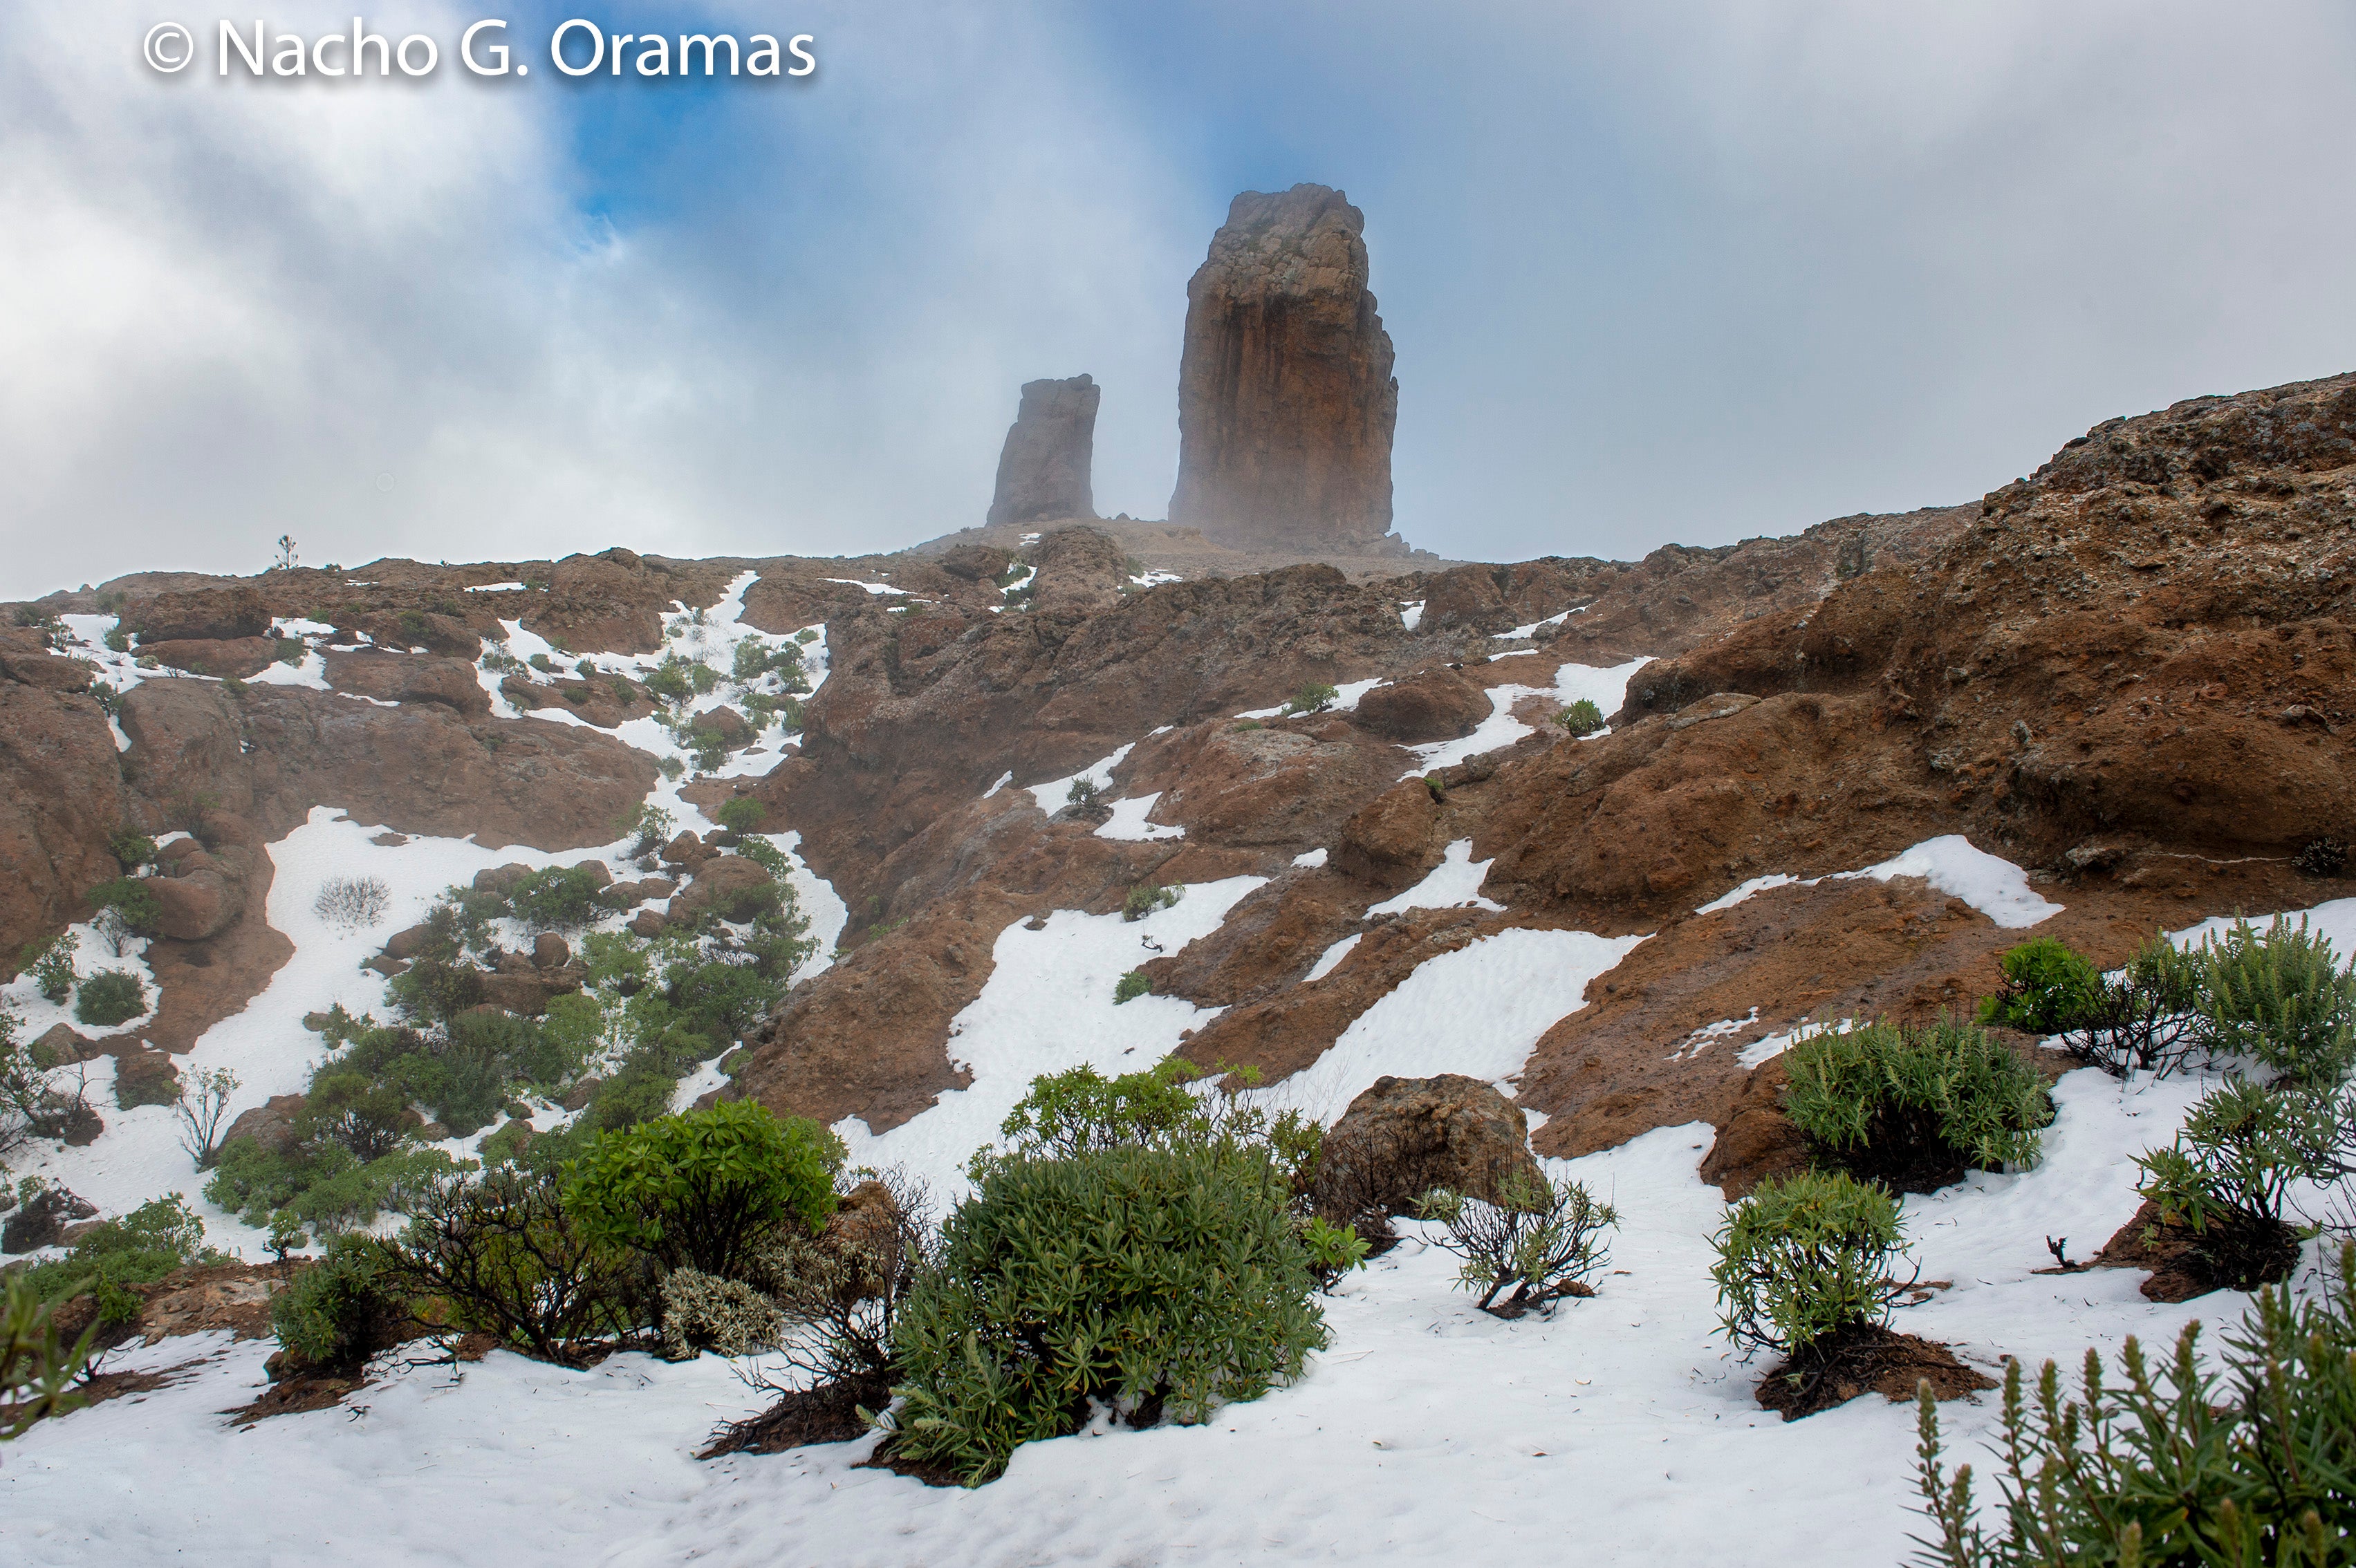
[1979, 936, 2104, 1036]
[1417, 1169, 1617, 1318]
[106, 830, 157, 872]
[1282, 682, 1339, 716]
[565, 1101, 842, 1280]
[644, 656, 694, 706]
[1113, 970, 1150, 1005]
[730, 638, 807, 690]
[1555, 698, 1605, 736]
[23, 933, 77, 1005]
[2131, 1076, 2332, 1291]
[887, 1144, 1327, 1485]
[16, 1194, 225, 1327]
[1913, 1243, 2356, 1567]
[715, 798, 767, 834]
[508, 864, 606, 933]
[1710, 1170, 1912, 1360]
[1122, 884, 1181, 922]
[73, 969, 148, 1027]
[1064, 776, 1102, 810]
[2194, 914, 2356, 1088]
[85, 877, 159, 937]
[269, 1231, 403, 1368]
[1783, 1016, 2052, 1191]
[3, 1274, 95, 1435]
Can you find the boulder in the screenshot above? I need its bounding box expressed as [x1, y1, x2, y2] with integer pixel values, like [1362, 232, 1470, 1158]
[384, 922, 438, 960]
[127, 585, 269, 643]
[1169, 185, 1398, 550]
[692, 707, 755, 751]
[669, 855, 779, 925]
[987, 375, 1100, 528]
[322, 650, 490, 716]
[30, 1024, 95, 1065]
[660, 832, 715, 869]
[1310, 1074, 1543, 1224]
[220, 1093, 307, 1158]
[148, 861, 245, 941]
[1352, 668, 1492, 743]
[532, 933, 571, 969]
[2, 1184, 99, 1253]
[472, 862, 534, 896]
[113, 1048, 182, 1110]
[629, 908, 669, 939]
[140, 637, 276, 679]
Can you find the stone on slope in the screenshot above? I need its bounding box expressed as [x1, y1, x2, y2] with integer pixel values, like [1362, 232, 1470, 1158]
[1169, 184, 1398, 552]
[1311, 1073, 1544, 1224]
[987, 375, 1100, 528]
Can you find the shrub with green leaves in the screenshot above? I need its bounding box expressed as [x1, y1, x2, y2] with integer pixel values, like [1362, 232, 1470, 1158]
[1783, 1017, 2052, 1191]
[23, 933, 78, 1005]
[977, 1059, 1321, 1196]
[2131, 1076, 2334, 1291]
[615, 801, 676, 857]
[715, 798, 767, 834]
[1979, 937, 2104, 1036]
[17, 1194, 225, 1327]
[1710, 1170, 1913, 1359]
[2193, 914, 2356, 1088]
[4, 1274, 95, 1437]
[888, 1144, 1328, 1485]
[1913, 1243, 2356, 1567]
[566, 1101, 843, 1280]
[205, 1138, 467, 1234]
[73, 968, 148, 1027]
[1064, 776, 1102, 810]
[1282, 682, 1339, 716]
[1113, 970, 1150, 1005]
[2059, 930, 2208, 1078]
[106, 830, 157, 872]
[1122, 884, 1181, 922]
[270, 1232, 405, 1369]
[1556, 698, 1605, 736]
[85, 877, 159, 937]
[1418, 1168, 1617, 1318]
[382, 1166, 634, 1365]
[508, 864, 605, 933]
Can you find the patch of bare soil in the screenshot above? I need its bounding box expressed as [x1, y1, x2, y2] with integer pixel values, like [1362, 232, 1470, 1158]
[2092, 1199, 2301, 1303]
[1756, 1322, 1995, 1421]
[701, 1373, 889, 1459]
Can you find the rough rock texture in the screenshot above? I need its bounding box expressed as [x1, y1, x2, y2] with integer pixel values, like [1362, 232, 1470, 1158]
[1310, 1074, 1544, 1220]
[987, 375, 1100, 528]
[3, 1185, 98, 1253]
[219, 1094, 307, 1158]
[1351, 666, 1490, 743]
[1169, 185, 1398, 551]
[0, 627, 129, 958]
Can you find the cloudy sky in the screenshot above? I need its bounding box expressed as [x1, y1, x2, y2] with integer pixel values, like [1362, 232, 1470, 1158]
[6, 1, 2355, 597]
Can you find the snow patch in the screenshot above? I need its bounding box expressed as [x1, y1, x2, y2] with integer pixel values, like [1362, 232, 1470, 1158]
[1696, 837, 2062, 930]
[1367, 838, 1503, 916]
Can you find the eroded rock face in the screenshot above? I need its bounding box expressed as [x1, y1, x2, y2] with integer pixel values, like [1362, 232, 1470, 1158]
[987, 375, 1099, 528]
[1311, 1073, 1543, 1222]
[1169, 185, 1398, 551]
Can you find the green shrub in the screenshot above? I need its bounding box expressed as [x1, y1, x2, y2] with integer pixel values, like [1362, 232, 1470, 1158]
[1417, 1168, 1617, 1318]
[1282, 682, 1339, 716]
[1122, 884, 1181, 922]
[730, 639, 804, 686]
[667, 958, 781, 1043]
[644, 657, 693, 705]
[2131, 1076, 2332, 1291]
[18, 1194, 223, 1326]
[385, 958, 484, 1026]
[2194, 915, 2356, 1088]
[566, 1101, 842, 1280]
[658, 1268, 785, 1361]
[508, 865, 604, 933]
[1710, 1170, 1912, 1359]
[615, 801, 675, 857]
[1064, 776, 1102, 810]
[793, 628, 819, 645]
[889, 1144, 1328, 1485]
[74, 969, 148, 1027]
[1783, 1017, 2052, 1191]
[295, 1067, 413, 1161]
[1555, 698, 1605, 736]
[715, 798, 766, 834]
[86, 877, 159, 937]
[1113, 970, 1150, 1005]
[270, 1232, 404, 1368]
[23, 933, 77, 1005]
[658, 756, 685, 782]
[3, 1274, 95, 1437]
[688, 728, 727, 772]
[106, 830, 157, 872]
[383, 1166, 634, 1365]
[1913, 1244, 2356, 1567]
[1980, 937, 2104, 1036]
[689, 664, 719, 696]
[2059, 931, 2209, 1078]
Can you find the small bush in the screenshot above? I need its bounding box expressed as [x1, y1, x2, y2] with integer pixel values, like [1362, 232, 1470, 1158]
[1283, 682, 1339, 717]
[1979, 937, 2104, 1036]
[1913, 1243, 2356, 1567]
[615, 801, 676, 857]
[1783, 1017, 2052, 1191]
[270, 1232, 405, 1369]
[86, 877, 159, 937]
[888, 1145, 1327, 1485]
[1064, 776, 1102, 810]
[313, 875, 390, 931]
[74, 969, 148, 1027]
[1555, 698, 1605, 736]
[2131, 1076, 2331, 1291]
[382, 1166, 634, 1365]
[715, 798, 766, 834]
[106, 830, 157, 872]
[644, 658, 694, 705]
[1113, 969, 1150, 1005]
[2294, 836, 2348, 878]
[508, 865, 605, 933]
[2057, 931, 2207, 1078]
[566, 1102, 843, 1280]
[1710, 1170, 1913, 1359]
[24, 933, 78, 1005]
[385, 958, 484, 1027]
[1417, 1168, 1617, 1318]
[1122, 884, 1181, 922]
[658, 756, 685, 782]
[3, 1274, 95, 1436]
[17, 1194, 223, 1326]
[2194, 914, 2356, 1088]
[658, 1268, 784, 1360]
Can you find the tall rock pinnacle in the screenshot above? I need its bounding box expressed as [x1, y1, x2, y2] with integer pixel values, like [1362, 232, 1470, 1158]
[987, 374, 1100, 528]
[1169, 185, 1398, 550]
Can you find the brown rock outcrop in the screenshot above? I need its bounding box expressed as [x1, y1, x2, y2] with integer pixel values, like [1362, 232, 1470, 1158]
[1310, 1074, 1544, 1222]
[987, 375, 1100, 528]
[322, 650, 490, 716]
[1351, 667, 1490, 743]
[127, 586, 269, 644]
[140, 638, 276, 678]
[1169, 185, 1398, 551]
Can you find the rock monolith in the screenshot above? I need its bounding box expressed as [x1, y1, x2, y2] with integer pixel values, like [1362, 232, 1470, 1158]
[987, 375, 1100, 528]
[1169, 185, 1398, 550]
